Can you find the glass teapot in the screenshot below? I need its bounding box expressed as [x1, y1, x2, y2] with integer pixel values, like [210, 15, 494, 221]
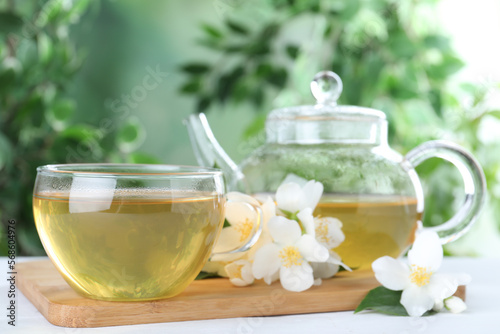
[185, 71, 486, 269]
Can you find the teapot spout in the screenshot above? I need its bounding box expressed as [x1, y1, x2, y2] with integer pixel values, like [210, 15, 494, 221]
[184, 113, 246, 192]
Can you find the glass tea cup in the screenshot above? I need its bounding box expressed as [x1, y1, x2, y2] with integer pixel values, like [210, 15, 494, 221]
[33, 164, 262, 301]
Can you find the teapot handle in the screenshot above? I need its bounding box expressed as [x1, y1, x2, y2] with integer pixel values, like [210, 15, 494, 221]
[404, 140, 486, 244]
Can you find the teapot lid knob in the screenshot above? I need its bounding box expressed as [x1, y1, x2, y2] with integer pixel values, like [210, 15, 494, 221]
[310, 71, 343, 105]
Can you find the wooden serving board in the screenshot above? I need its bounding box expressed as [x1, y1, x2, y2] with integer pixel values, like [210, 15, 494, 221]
[17, 260, 465, 328]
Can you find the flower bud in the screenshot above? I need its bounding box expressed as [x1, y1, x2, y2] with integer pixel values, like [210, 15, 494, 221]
[444, 296, 467, 314]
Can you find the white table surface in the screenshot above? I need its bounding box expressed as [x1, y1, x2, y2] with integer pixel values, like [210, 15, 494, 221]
[1, 256, 498, 334]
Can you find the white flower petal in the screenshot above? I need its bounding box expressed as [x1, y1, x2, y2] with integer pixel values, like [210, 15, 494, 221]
[314, 217, 345, 249]
[297, 208, 315, 237]
[261, 196, 276, 227]
[226, 192, 260, 206]
[296, 234, 329, 263]
[279, 262, 314, 292]
[264, 270, 279, 285]
[246, 232, 273, 261]
[401, 285, 435, 317]
[229, 278, 249, 287]
[433, 299, 444, 312]
[311, 261, 339, 279]
[245, 231, 273, 261]
[372, 256, 410, 291]
[327, 250, 342, 263]
[408, 231, 443, 271]
[425, 273, 460, 301]
[240, 261, 254, 283]
[225, 201, 257, 227]
[268, 216, 302, 245]
[225, 260, 254, 286]
[276, 182, 306, 212]
[302, 180, 323, 210]
[281, 173, 308, 187]
[327, 250, 351, 272]
[444, 296, 467, 313]
[252, 243, 281, 280]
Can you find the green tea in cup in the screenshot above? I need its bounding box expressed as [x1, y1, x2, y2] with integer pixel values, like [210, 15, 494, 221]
[33, 164, 260, 301]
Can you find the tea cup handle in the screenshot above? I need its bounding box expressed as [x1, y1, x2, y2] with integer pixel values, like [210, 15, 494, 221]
[211, 195, 263, 255]
[404, 140, 486, 243]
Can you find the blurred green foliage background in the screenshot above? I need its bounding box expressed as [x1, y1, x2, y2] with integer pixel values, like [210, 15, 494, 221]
[0, 0, 499, 257]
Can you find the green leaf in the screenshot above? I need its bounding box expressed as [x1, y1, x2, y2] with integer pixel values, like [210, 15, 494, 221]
[381, 69, 419, 100]
[217, 76, 232, 102]
[338, 266, 359, 273]
[323, 22, 333, 38]
[223, 218, 231, 228]
[116, 117, 145, 153]
[226, 19, 248, 35]
[47, 99, 75, 130]
[0, 12, 23, 35]
[195, 271, 221, 280]
[180, 79, 202, 94]
[15, 92, 44, 124]
[201, 24, 223, 39]
[428, 89, 442, 117]
[251, 87, 264, 107]
[259, 23, 280, 39]
[340, 0, 361, 21]
[37, 33, 53, 65]
[267, 67, 288, 89]
[225, 43, 245, 53]
[216, 66, 245, 102]
[16, 39, 38, 68]
[255, 63, 273, 77]
[486, 110, 500, 119]
[40, 0, 64, 24]
[243, 114, 266, 139]
[196, 95, 212, 113]
[54, 99, 75, 120]
[387, 31, 417, 59]
[355, 286, 408, 316]
[244, 42, 270, 56]
[232, 81, 251, 102]
[197, 38, 224, 51]
[61, 125, 100, 141]
[180, 63, 211, 75]
[63, 0, 91, 24]
[427, 54, 464, 81]
[0, 57, 22, 89]
[285, 44, 300, 59]
[0, 133, 13, 171]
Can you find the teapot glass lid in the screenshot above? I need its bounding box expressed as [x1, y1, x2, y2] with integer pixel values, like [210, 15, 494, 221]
[266, 71, 388, 145]
[267, 71, 386, 122]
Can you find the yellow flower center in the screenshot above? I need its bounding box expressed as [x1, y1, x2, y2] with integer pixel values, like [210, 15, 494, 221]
[410, 265, 433, 287]
[234, 219, 253, 242]
[315, 218, 331, 244]
[279, 246, 303, 268]
[227, 264, 244, 279]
